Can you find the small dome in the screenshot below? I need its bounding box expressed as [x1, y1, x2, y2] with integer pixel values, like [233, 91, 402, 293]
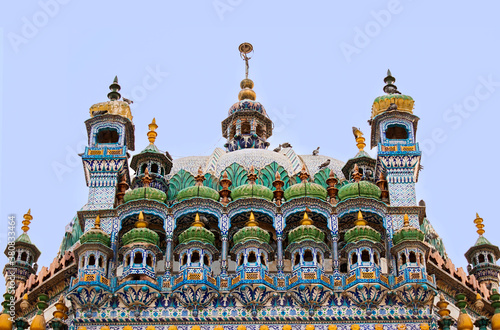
[16, 232, 33, 244]
[288, 212, 325, 244]
[338, 181, 381, 201]
[233, 212, 270, 245]
[371, 70, 414, 118]
[228, 100, 267, 117]
[121, 212, 159, 246]
[178, 214, 216, 245]
[177, 185, 219, 202]
[284, 181, 327, 201]
[344, 212, 381, 243]
[123, 187, 166, 203]
[392, 215, 424, 246]
[231, 183, 273, 201]
[80, 227, 111, 248]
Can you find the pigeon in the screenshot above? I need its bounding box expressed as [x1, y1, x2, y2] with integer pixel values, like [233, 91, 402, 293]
[93, 110, 108, 116]
[352, 127, 363, 138]
[312, 147, 320, 156]
[387, 103, 398, 111]
[281, 142, 292, 148]
[318, 159, 330, 169]
[123, 98, 134, 104]
[273, 144, 282, 152]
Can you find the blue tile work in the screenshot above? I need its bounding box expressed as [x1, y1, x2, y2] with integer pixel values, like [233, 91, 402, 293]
[21, 74, 488, 330]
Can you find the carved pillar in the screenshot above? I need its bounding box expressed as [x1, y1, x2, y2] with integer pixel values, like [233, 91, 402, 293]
[221, 234, 228, 275]
[277, 234, 284, 273]
[332, 236, 339, 272]
[165, 237, 172, 276]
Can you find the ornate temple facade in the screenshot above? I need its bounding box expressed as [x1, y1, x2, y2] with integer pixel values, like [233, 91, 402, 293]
[2, 44, 500, 330]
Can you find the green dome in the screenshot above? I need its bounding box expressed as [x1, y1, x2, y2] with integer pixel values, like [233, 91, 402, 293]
[344, 225, 381, 243]
[338, 181, 381, 201]
[231, 183, 273, 201]
[177, 185, 220, 202]
[80, 228, 111, 247]
[179, 226, 215, 245]
[233, 226, 270, 245]
[122, 227, 159, 246]
[15, 233, 33, 244]
[123, 186, 166, 203]
[284, 181, 327, 201]
[393, 226, 424, 246]
[373, 94, 413, 103]
[288, 225, 325, 244]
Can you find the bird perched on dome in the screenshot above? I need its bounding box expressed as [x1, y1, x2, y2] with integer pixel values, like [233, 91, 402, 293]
[312, 147, 320, 156]
[123, 98, 134, 104]
[281, 142, 292, 148]
[387, 103, 398, 111]
[318, 159, 330, 169]
[273, 144, 282, 152]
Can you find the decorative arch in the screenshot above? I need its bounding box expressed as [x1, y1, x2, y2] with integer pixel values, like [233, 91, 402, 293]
[220, 163, 248, 189]
[257, 161, 291, 190]
[168, 169, 196, 200]
[204, 173, 219, 190]
[314, 168, 334, 189]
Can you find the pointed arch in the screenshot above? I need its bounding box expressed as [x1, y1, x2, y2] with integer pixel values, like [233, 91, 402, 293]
[168, 169, 196, 200]
[257, 161, 291, 190]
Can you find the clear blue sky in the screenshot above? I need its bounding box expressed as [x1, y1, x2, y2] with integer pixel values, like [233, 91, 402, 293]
[2, 1, 500, 293]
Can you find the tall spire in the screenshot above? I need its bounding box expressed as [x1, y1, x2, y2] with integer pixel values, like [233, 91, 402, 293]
[237, 43, 256, 101]
[147, 118, 158, 144]
[21, 209, 33, 233]
[107, 76, 121, 101]
[383, 69, 400, 95]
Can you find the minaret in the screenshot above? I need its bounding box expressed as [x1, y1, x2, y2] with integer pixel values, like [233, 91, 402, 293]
[82, 77, 135, 210]
[221, 43, 273, 152]
[3, 210, 41, 287]
[465, 214, 500, 290]
[129, 118, 173, 192]
[369, 70, 420, 209]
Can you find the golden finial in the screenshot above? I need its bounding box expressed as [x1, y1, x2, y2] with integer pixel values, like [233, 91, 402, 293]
[94, 215, 101, 229]
[192, 213, 205, 228]
[136, 211, 148, 228]
[436, 293, 450, 317]
[355, 211, 367, 226]
[147, 118, 158, 144]
[238, 43, 256, 101]
[300, 210, 313, 226]
[352, 127, 366, 151]
[403, 214, 410, 227]
[245, 211, 259, 227]
[474, 213, 485, 236]
[21, 209, 33, 233]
